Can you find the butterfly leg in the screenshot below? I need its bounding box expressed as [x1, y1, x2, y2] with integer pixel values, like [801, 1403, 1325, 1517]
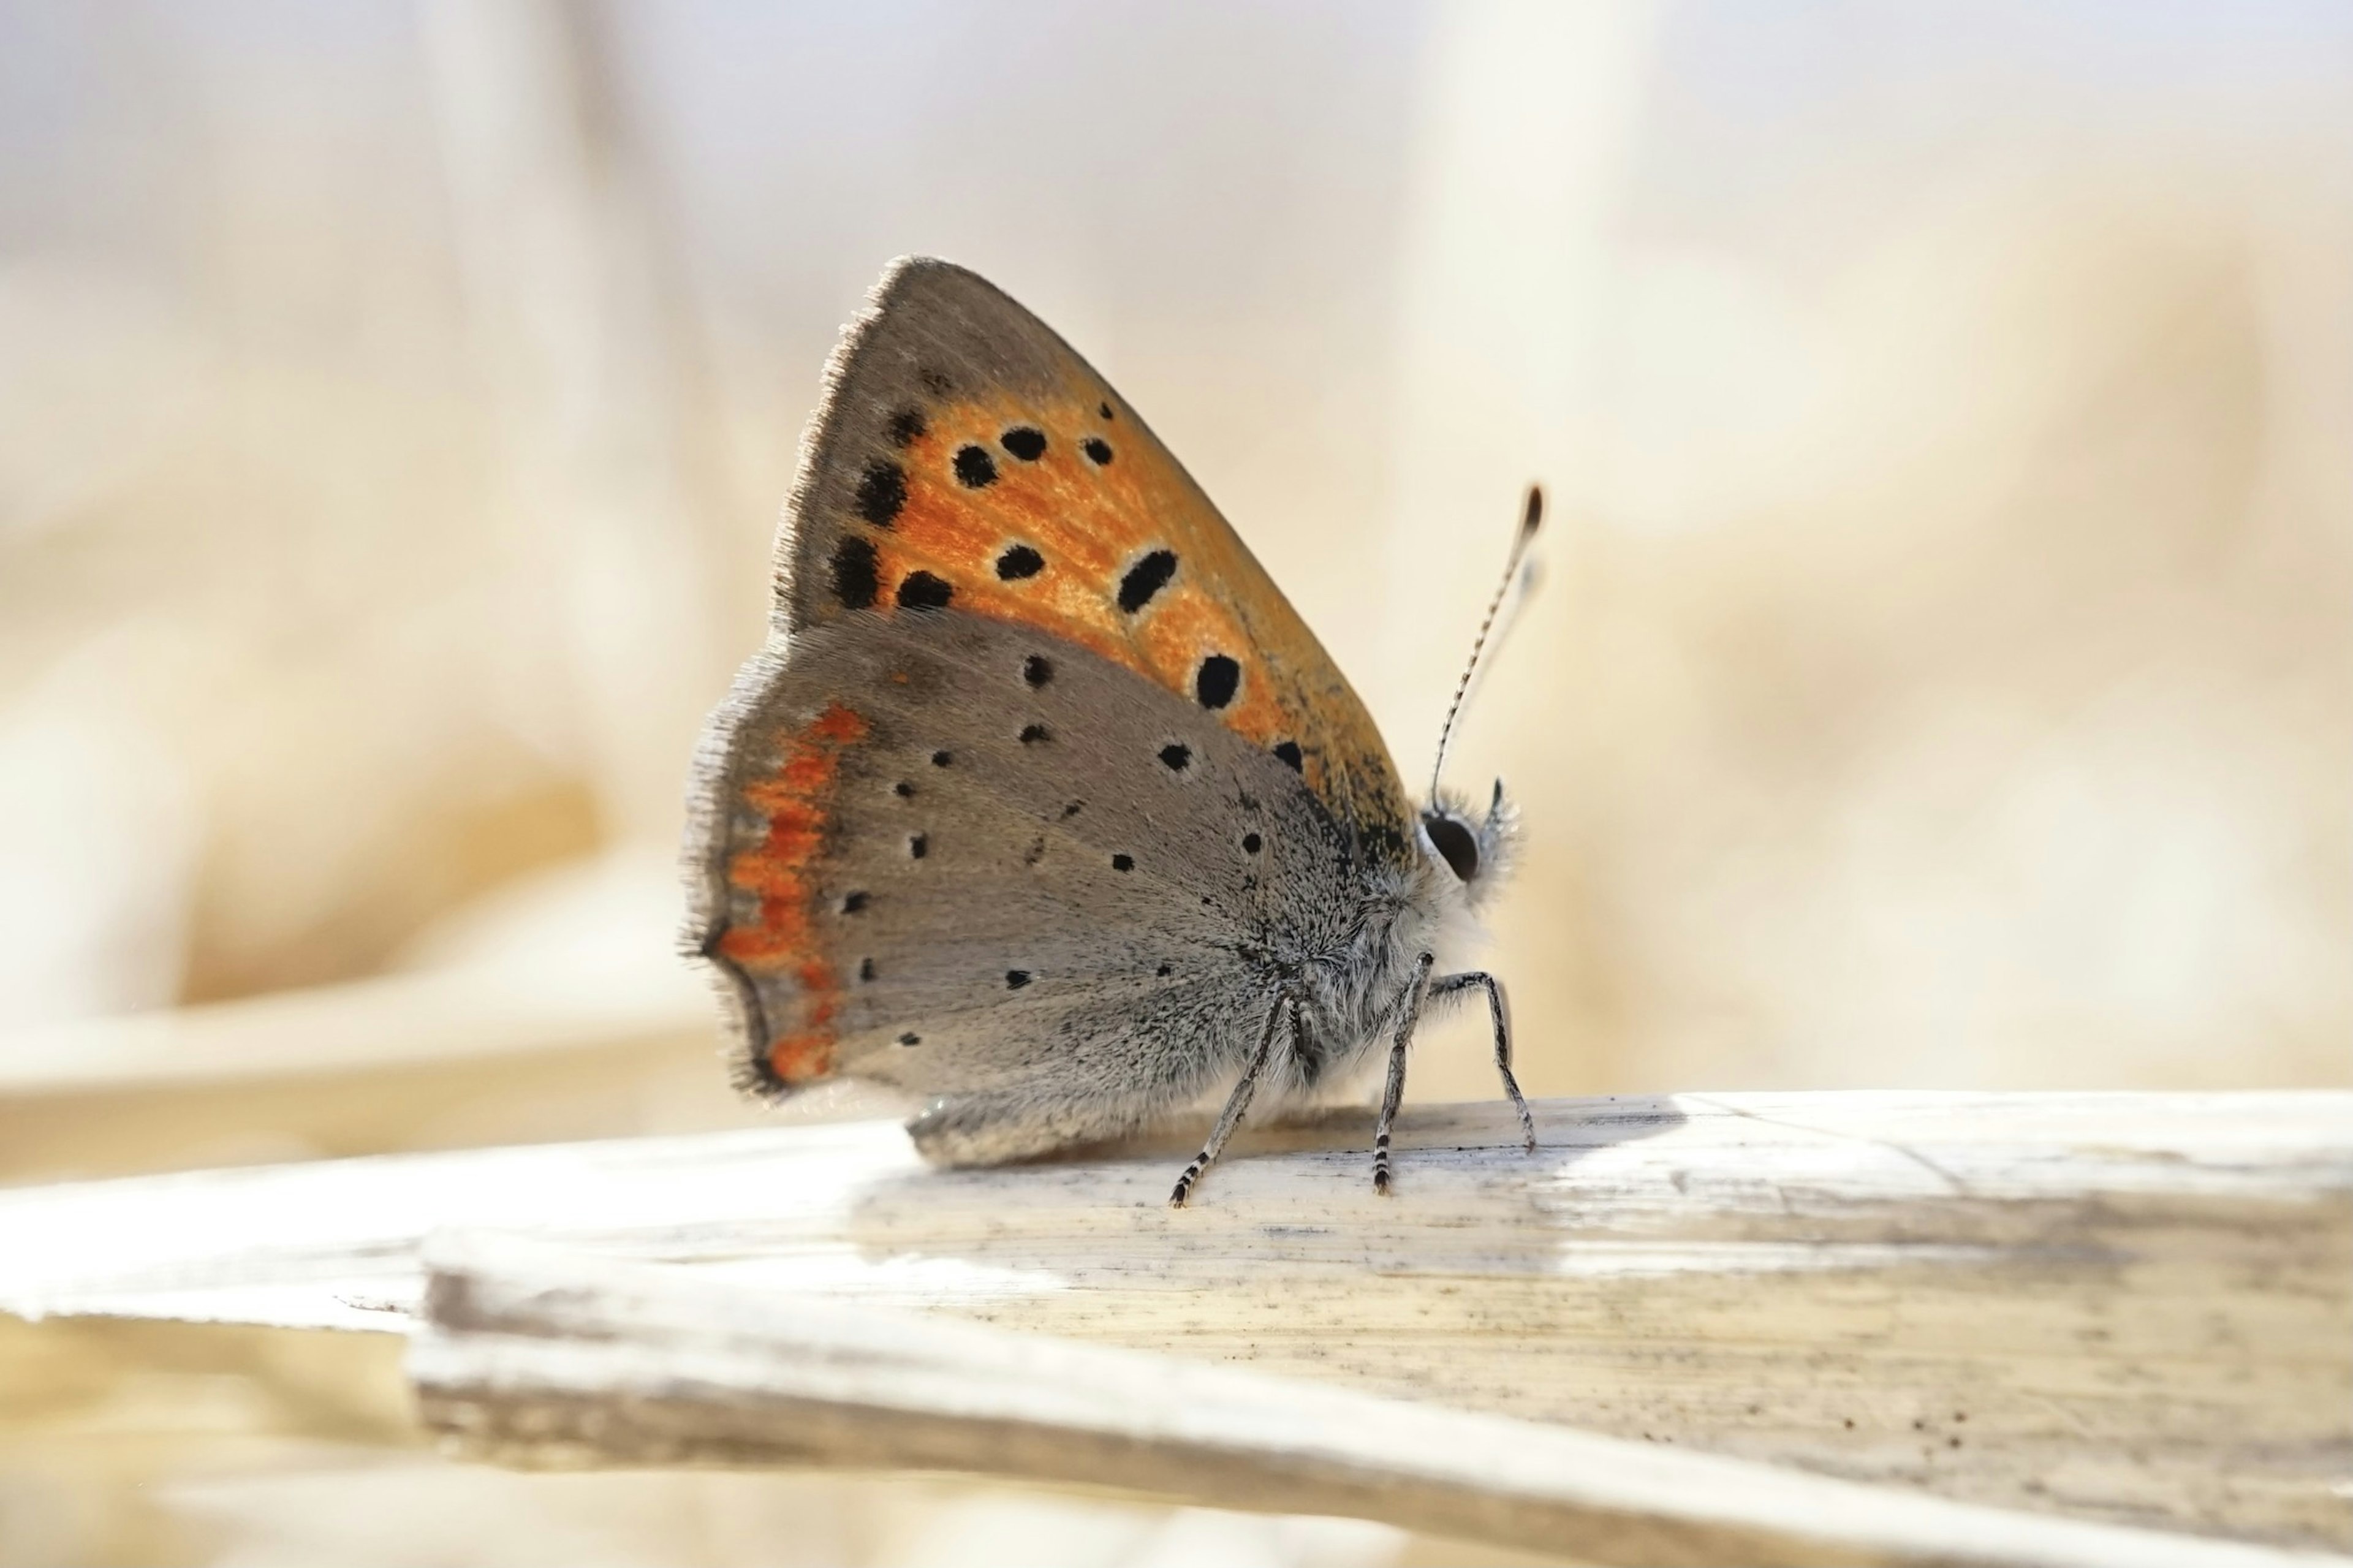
[1429, 971, 1537, 1153]
[1168, 991, 1294, 1208]
[1372, 952, 1438, 1194]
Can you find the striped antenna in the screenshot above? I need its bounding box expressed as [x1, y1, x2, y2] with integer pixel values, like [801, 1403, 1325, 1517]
[1428, 485, 1543, 801]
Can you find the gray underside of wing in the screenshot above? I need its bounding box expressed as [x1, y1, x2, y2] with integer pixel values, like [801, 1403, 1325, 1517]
[693, 609, 1359, 1110]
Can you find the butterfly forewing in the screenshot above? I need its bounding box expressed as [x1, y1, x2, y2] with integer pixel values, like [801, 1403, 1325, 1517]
[778, 258, 1406, 831]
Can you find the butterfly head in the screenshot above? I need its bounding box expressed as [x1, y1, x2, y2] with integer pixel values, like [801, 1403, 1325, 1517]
[1415, 485, 1541, 914]
[1416, 778, 1518, 911]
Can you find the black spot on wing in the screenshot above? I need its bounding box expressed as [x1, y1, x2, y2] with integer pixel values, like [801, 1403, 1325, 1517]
[854, 459, 906, 526]
[1019, 723, 1049, 744]
[1194, 654, 1240, 710]
[1000, 426, 1047, 461]
[840, 891, 868, 914]
[1112, 853, 1134, 872]
[896, 571, 953, 611]
[953, 445, 997, 488]
[1273, 740, 1303, 771]
[1082, 437, 1113, 465]
[1099, 401, 1115, 420]
[1023, 654, 1053, 687]
[1158, 743, 1191, 773]
[830, 536, 879, 610]
[887, 408, 925, 447]
[996, 544, 1044, 580]
[1118, 550, 1177, 613]
[907, 832, 928, 860]
[1005, 969, 1032, 990]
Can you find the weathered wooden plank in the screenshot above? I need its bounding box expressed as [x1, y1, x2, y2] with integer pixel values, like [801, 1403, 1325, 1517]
[0, 1092, 2346, 1551]
[411, 1233, 2340, 1568]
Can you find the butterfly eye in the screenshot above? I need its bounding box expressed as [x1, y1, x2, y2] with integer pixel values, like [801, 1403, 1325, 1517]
[1422, 812, 1480, 882]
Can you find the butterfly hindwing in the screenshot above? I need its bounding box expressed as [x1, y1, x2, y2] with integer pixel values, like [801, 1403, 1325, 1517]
[694, 610, 1347, 1144]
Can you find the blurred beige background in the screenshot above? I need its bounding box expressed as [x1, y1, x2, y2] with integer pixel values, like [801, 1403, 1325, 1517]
[1, 1, 2347, 1564]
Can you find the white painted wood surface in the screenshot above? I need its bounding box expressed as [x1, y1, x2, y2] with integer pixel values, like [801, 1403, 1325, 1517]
[1, 1092, 2346, 1559]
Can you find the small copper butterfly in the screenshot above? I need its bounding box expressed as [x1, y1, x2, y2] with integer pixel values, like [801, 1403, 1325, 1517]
[684, 257, 1538, 1204]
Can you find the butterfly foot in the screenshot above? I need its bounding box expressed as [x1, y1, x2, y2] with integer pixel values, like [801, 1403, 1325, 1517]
[1496, 1065, 1538, 1156]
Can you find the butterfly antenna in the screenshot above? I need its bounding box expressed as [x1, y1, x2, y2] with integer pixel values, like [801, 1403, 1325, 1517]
[1429, 485, 1543, 801]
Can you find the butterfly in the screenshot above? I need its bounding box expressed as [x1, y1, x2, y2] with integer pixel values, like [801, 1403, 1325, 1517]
[683, 257, 1537, 1205]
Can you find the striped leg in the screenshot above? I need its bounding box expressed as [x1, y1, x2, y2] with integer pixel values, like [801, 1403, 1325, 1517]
[1430, 970, 1537, 1152]
[1169, 991, 1292, 1208]
[1372, 952, 1437, 1194]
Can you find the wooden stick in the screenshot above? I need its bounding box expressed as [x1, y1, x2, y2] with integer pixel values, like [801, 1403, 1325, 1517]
[1, 1093, 2345, 1552]
[409, 1232, 2334, 1568]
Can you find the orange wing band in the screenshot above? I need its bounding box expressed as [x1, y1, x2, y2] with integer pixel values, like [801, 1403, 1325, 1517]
[719, 702, 867, 1083]
[867, 391, 1324, 795]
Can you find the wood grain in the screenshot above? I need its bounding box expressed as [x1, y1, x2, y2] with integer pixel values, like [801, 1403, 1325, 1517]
[411, 1232, 2331, 1568]
[1, 1092, 2346, 1556]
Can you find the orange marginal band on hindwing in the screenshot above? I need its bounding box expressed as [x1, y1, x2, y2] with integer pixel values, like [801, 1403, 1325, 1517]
[716, 701, 868, 1083]
[779, 257, 1410, 837]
